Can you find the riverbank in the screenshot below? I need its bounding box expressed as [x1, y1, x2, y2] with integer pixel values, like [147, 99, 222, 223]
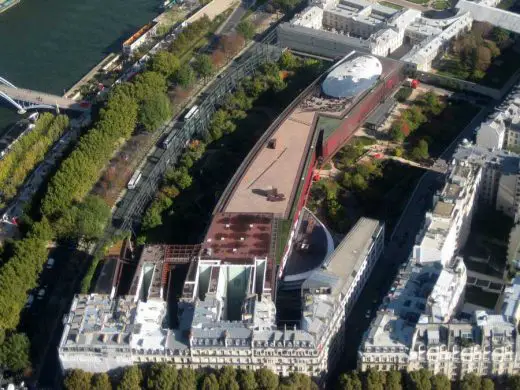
[0, 0, 20, 14]
[63, 53, 119, 99]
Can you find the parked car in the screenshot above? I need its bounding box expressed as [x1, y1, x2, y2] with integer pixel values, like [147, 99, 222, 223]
[37, 288, 46, 300]
[25, 294, 34, 309]
[46, 257, 55, 269]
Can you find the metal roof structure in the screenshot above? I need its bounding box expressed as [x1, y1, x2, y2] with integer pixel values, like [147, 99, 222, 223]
[322, 55, 382, 99]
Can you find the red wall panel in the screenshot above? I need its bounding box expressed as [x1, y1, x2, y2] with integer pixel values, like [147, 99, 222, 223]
[323, 69, 403, 159]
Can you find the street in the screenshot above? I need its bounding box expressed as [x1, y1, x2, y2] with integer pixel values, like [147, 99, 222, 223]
[0, 117, 87, 243]
[337, 102, 492, 373]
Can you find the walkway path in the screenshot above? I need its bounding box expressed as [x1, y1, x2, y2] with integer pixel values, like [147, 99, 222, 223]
[0, 84, 89, 112]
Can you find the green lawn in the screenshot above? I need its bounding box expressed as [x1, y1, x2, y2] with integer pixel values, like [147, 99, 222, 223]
[405, 0, 429, 4]
[432, 0, 450, 9]
[378, 1, 404, 8]
[275, 219, 292, 265]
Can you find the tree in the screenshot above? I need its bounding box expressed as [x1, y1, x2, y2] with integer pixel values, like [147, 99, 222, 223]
[422, 92, 443, 115]
[201, 373, 220, 390]
[161, 185, 180, 199]
[271, 0, 300, 11]
[411, 139, 429, 162]
[509, 375, 520, 390]
[394, 147, 404, 157]
[64, 369, 93, 390]
[482, 378, 494, 390]
[187, 140, 206, 161]
[146, 363, 177, 390]
[0, 332, 30, 372]
[211, 49, 227, 68]
[238, 369, 258, 390]
[209, 109, 236, 140]
[220, 34, 245, 59]
[149, 51, 180, 78]
[337, 372, 362, 390]
[279, 51, 299, 70]
[476, 46, 492, 72]
[167, 167, 192, 190]
[139, 92, 172, 132]
[180, 153, 194, 169]
[279, 373, 314, 390]
[386, 370, 402, 390]
[193, 54, 215, 82]
[365, 369, 384, 390]
[237, 20, 256, 41]
[176, 368, 197, 390]
[390, 121, 406, 142]
[118, 365, 143, 390]
[92, 373, 113, 390]
[407, 369, 431, 390]
[351, 173, 368, 192]
[219, 366, 240, 390]
[142, 204, 163, 231]
[255, 367, 279, 390]
[460, 374, 482, 390]
[492, 26, 509, 45]
[431, 374, 451, 390]
[133, 71, 168, 102]
[74, 195, 112, 242]
[175, 64, 196, 88]
[407, 106, 427, 128]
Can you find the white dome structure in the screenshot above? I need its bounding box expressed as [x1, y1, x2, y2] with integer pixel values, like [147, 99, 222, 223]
[322, 55, 383, 99]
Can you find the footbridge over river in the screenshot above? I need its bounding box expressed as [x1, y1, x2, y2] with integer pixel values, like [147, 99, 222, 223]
[0, 77, 91, 114]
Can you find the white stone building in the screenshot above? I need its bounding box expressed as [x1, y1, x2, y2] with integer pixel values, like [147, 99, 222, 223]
[476, 87, 520, 151]
[358, 145, 520, 378]
[59, 215, 384, 383]
[278, 0, 472, 71]
[453, 143, 520, 222]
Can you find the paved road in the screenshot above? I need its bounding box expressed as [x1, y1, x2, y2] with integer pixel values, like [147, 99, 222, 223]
[218, 0, 253, 35]
[0, 116, 89, 242]
[336, 102, 492, 374]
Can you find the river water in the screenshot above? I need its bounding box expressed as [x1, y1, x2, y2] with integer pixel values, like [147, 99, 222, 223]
[0, 0, 161, 133]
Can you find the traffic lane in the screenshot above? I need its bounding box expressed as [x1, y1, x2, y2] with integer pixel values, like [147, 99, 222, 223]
[343, 105, 491, 366]
[343, 173, 438, 366]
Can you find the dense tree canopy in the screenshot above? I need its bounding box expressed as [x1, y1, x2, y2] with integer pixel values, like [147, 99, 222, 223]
[0, 332, 30, 372]
[42, 87, 138, 218]
[175, 64, 196, 88]
[118, 365, 143, 390]
[139, 92, 172, 132]
[0, 113, 69, 207]
[193, 54, 215, 82]
[237, 20, 256, 41]
[149, 51, 180, 78]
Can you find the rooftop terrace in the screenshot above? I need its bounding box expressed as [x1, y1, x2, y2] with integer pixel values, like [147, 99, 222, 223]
[202, 213, 274, 262]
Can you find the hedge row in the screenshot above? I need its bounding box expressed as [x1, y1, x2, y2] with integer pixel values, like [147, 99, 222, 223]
[0, 113, 69, 205]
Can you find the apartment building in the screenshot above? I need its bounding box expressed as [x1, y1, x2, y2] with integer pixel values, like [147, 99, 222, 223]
[59, 215, 384, 383]
[358, 147, 520, 378]
[477, 86, 520, 150]
[453, 143, 520, 221]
